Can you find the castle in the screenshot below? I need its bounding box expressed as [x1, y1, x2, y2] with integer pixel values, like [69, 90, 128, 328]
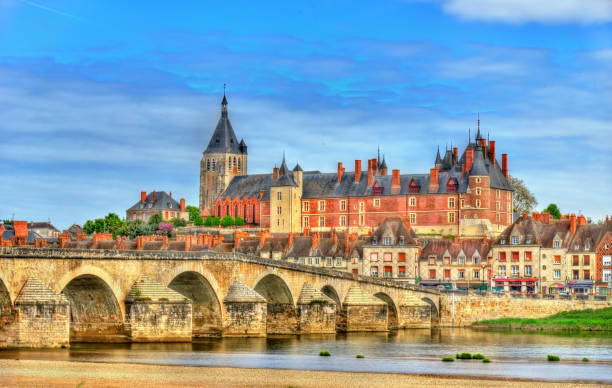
[199, 95, 514, 237]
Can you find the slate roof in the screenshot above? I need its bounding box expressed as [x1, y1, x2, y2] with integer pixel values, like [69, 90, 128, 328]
[420, 238, 490, 260]
[204, 96, 246, 154]
[127, 191, 180, 212]
[369, 217, 418, 245]
[1, 225, 43, 243]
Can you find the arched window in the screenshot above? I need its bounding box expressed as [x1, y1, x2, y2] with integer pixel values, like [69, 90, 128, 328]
[252, 204, 256, 223]
[234, 205, 238, 217]
[211, 159, 216, 170]
[217, 205, 221, 216]
[238, 158, 241, 172]
[233, 157, 237, 167]
[243, 205, 247, 219]
[206, 159, 210, 171]
[226, 205, 230, 215]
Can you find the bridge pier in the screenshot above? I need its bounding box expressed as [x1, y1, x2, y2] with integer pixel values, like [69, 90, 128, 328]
[340, 285, 388, 332]
[296, 284, 336, 334]
[222, 280, 267, 337]
[398, 294, 431, 329]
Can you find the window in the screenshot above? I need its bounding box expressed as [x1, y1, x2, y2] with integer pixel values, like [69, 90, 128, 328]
[318, 200, 326, 211]
[359, 202, 365, 212]
[573, 255, 579, 266]
[525, 251, 532, 261]
[327, 257, 332, 266]
[496, 189, 500, 198]
[554, 255, 561, 265]
[458, 270, 465, 279]
[308, 258, 312, 265]
[554, 240, 560, 248]
[373, 198, 380, 207]
[499, 266, 506, 276]
[496, 201, 500, 211]
[237, 158, 241, 172]
[372, 237, 378, 245]
[276, 219, 280, 227]
[583, 270, 590, 279]
[604, 269, 612, 282]
[277, 206, 282, 215]
[384, 252, 392, 261]
[429, 256, 436, 265]
[410, 213, 416, 225]
[448, 212, 455, 223]
[511, 251, 519, 261]
[211, 159, 216, 170]
[554, 270, 561, 279]
[371, 266, 378, 276]
[444, 269, 451, 280]
[459, 256, 465, 264]
[476, 199, 481, 208]
[429, 269, 436, 279]
[585, 242, 590, 250]
[511, 265, 519, 276]
[206, 159, 211, 171]
[398, 252, 406, 262]
[473, 270, 480, 279]
[336, 257, 342, 265]
[603, 255, 611, 266]
[340, 200, 346, 211]
[443, 257, 450, 265]
[340, 215, 346, 226]
[370, 252, 378, 262]
[583, 255, 590, 266]
[409, 197, 416, 206]
[302, 201, 309, 212]
[448, 198, 455, 208]
[499, 252, 507, 261]
[352, 268, 358, 274]
[525, 265, 532, 275]
[476, 177, 481, 183]
[384, 237, 392, 246]
[460, 199, 465, 208]
[476, 188, 481, 195]
[384, 266, 392, 277]
[573, 270, 579, 280]
[303, 216, 309, 227]
[398, 266, 406, 277]
[399, 236, 404, 245]
[319, 217, 325, 227]
[500, 239, 506, 245]
[526, 238, 531, 244]
[359, 215, 365, 226]
[276, 192, 281, 201]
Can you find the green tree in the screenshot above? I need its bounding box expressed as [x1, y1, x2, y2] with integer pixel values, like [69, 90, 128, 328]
[83, 220, 96, 235]
[148, 213, 163, 228]
[104, 213, 122, 229]
[170, 218, 187, 227]
[544, 204, 561, 220]
[203, 215, 214, 226]
[234, 215, 245, 226]
[507, 175, 538, 215]
[186, 205, 204, 226]
[93, 218, 107, 233]
[2, 220, 12, 225]
[220, 215, 235, 227]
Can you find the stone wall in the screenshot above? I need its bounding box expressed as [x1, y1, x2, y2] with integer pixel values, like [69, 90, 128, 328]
[343, 305, 388, 332]
[126, 301, 192, 342]
[266, 303, 298, 334]
[399, 305, 431, 329]
[223, 301, 267, 337]
[7, 303, 70, 348]
[297, 301, 336, 334]
[439, 293, 612, 327]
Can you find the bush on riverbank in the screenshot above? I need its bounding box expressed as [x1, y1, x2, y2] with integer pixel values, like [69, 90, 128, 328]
[547, 354, 560, 361]
[472, 307, 612, 331]
[356, 354, 364, 358]
[319, 351, 331, 357]
[456, 352, 472, 359]
[441, 356, 454, 362]
[472, 353, 485, 360]
[582, 357, 589, 362]
[482, 357, 491, 363]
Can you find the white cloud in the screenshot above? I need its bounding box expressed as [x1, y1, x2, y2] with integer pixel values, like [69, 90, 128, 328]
[439, 0, 612, 24]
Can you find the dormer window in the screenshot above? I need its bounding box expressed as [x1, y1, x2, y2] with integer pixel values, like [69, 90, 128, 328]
[148, 203, 153, 208]
[168, 202, 173, 209]
[585, 243, 590, 250]
[399, 236, 404, 245]
[372, 237, 378, 245]
[500, 239, 506, 245]
[459, 256, 465, 264]
[526, 238, 531, 244]
[384, 237, 392, 246]
[554, 240, 560, 248]
[574, 244, 579, 250]
[512, 236, 519, 245]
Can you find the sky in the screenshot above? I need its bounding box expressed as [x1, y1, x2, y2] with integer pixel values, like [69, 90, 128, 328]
[0, 0, 611, 230]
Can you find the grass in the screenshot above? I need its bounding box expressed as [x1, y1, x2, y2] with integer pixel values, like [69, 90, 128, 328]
[582, 357, 589, 362]
[319, 350, 331, 357]
[472, 307, 612, 331]
[547, 354, 560, 362]
[356, 354, 365, 358]
[482, 358, 491, 363]
[441, 356, 455, 362]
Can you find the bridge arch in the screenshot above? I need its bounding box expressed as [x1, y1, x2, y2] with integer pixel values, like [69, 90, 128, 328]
[0, 273, 12, 325]
[61, 274, 124, 342]
[321, 284, 343, 331]
[168, 271, 223, 336]
[375, 292, 399, 330]
[421, 297, 439, 324]
[253, 274, 297, 334]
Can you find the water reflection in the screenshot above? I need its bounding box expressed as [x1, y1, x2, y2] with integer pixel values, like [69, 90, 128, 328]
[1, 329, 611, 383]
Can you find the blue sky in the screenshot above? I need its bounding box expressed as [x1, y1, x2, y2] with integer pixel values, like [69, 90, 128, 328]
[1, 0, 611, 229]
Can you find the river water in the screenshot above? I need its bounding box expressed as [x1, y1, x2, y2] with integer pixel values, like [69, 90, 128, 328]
[1, 329, 611, 383]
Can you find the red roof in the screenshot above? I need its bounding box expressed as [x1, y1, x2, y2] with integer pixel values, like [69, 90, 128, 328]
[13, 221, 28, 239]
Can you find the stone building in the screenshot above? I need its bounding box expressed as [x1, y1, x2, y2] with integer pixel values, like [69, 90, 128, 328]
[199, 97, 514, 238]
[126, 190, 188, 223]
[199, 94, 248, 211]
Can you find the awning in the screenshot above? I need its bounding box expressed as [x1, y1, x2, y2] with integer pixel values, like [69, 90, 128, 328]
[566, 281, 594, 288]
[492, 278, 537, 283]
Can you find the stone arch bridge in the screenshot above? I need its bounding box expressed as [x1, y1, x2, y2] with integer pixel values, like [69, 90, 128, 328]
[0, 247, 438, 348]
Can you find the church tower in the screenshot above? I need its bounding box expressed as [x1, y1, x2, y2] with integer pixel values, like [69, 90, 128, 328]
[199, 93, 248, 211]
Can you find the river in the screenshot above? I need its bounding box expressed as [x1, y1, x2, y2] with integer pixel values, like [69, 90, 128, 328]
[1, 328, 611, 384]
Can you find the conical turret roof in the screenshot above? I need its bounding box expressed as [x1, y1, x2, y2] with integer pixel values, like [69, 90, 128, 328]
[205, 95, 245, 154]
[15, 277, 68, 304]
[224, 279, 266, 303]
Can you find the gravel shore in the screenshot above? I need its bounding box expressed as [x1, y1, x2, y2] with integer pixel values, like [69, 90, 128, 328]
[0, 359, 607, 388]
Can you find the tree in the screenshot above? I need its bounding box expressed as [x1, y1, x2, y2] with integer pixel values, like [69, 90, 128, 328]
[170, 218, 187, 227]
[83, 220, 96, 235]
[148, 213, 163, 228]
[93, 218, 107, 233]
[507, 175, 538, 215]
[234, 216, 245, 226]
[186, 205, 204, 225]
[220, 215, 235, 227]
[544, 203, 561, 220]
[2, 220, 12, 225]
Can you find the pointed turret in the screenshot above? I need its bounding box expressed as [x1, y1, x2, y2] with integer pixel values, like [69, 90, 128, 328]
[434, 146, 442, 167]
[205, 94, 244, 154]
[279, 152, 289, 176]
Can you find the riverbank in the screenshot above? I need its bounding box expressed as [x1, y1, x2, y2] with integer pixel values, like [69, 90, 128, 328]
[472, 307, 612, 331]
[0, 359, 607, 388]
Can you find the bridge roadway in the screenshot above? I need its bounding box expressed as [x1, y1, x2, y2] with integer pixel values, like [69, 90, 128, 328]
[0, 247, 438, 346]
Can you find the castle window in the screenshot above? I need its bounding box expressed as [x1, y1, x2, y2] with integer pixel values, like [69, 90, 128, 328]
[476, 177, 481, 183]
[446, 179, 457, 193]
[217, 206, 221, 216]
[384, 237, 392, 246]
[235, 205, 238, 216]
[448, 197, 455, 208]
[319, 216, 325, 227]
[207, 159, 210, 171]
[340, 200, 346, 210]
[340, 215, 346, 226]
[409, 179, 419, 194]
[226, 205, 230, 215]
[409, 197, 416, 206]
[238, 158, 241, 172]
[476, 188, 481, 195]
[277, 192, 282, 201]
[252, 204, 256, 222]
[496, 201, 500, 211]
[303, 216, 309, 227]
[373, 198, 380, 207]
[319, 200, 326, 211]
[476, 199, 481, 208]
[410, 213, 416, 225]
[359, 214, 365, 225]
[277, 207, 282, 215]
[370, 252, 378, 262]
[233, 157, 237, 167]
[496, 189, 500, 198]
[212, 159, 216, 170]
[302, 201, 309, 212]
[554, 240, 560, 248]
[399, 236, 404, 245]
[460, 199, 465, 208]
[228, 159, 231, 168]
[244, 205, 247, 219]
[512, 236, 518, 245]
[448, 212, 455, 223]
[585, 242, 590, 250]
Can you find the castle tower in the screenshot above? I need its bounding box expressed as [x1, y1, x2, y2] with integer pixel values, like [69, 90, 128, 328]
[199, 93, 248, 211]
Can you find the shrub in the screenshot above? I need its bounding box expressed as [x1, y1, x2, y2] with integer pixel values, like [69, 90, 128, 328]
[472, 353, 485, 360]
[319, 350, 331, 357]
[582, 357, 589, 362]
[483, 358, 491, 363]
[309, 299, 328, 305]
[441, 356, 454, 362]
[220, 215, 235, 227]
[356, 354, 365, 358]
[234, 216, 245, 226]
[456, 352, 472, 359]
[547, 354, 560, 362]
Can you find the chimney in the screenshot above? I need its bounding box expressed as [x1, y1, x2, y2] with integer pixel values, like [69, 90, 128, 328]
[180, 198, 186, 212]
[454, 235, 460, 244]
[273, 167, 280, 181]
[465, 148, 474, 173]
[453, 147, 458, 163]
[429, 167, 439, 193]
[169, 191, 172, 198]
[502, 153, 508, 179]
[337, 162, 344, 183]
[152, 190, 157, 203]
[367, 159, 375, 187]
[288, 232, 294, 249]
[234, 232, 242, 249]
[577, 215, 586, 226]
[184, 236, 191, 252]
[141, 191, 147, 203]
[162, 235, 168, 249]
[570, 213, 577, 235]
[392, 169, 400, 188]
[345, 232, 350, 253]
[489, 141, 496, 165]
[259, 231, 267, 247]
[311, 232, 319, 250]
[354, 160, 361, 183]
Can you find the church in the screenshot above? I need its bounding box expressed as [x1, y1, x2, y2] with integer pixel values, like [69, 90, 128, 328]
[199, 95, 514, 238]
